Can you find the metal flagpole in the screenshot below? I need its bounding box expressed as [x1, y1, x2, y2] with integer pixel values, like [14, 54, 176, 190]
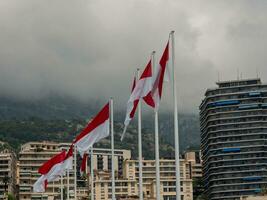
[90, 147, 94, 200]
[67, 169, 70, 200]
[74, 145, 77, 200]
[60, 175, 63, 200]
[152, 51, 161, 200]
[110, 98, 116, 200]
[53, 181, 55, 193]
[170, 31, 181, 200]
[136, 68, 144, 200]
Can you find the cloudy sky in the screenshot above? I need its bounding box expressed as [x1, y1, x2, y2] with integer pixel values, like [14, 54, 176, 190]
[0, 0, 267, 113]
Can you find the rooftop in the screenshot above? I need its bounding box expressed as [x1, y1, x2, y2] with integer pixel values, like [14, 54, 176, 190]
[216, 78, 261, 88]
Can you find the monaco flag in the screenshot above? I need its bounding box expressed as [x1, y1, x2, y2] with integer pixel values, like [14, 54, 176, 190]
[121, 73, 139, 139]
[33, 151, 66, 192]
[121, 60, 153, 140]
[74, 102, 110, 156]
[143, 42, 170, 109]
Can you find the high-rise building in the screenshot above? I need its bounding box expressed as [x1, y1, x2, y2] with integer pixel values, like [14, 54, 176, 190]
[0, 144, 17, 199]
[200, 78, 267, 200]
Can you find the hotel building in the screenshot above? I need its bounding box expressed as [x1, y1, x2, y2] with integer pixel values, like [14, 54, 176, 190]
[200, 78, 267, 200]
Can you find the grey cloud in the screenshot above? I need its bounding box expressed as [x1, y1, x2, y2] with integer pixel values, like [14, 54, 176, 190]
[0, 0, 267, 113]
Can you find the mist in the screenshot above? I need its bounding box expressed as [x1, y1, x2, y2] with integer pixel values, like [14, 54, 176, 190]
[0, 0, 267, 113]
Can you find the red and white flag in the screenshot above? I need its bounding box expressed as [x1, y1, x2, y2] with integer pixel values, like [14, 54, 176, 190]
[33, 151, 66, 192]
[121, 73, 139, 138]
[74, 103, 110, 156]
[144, 42, 170, 109]
[121, 60, 153, 140]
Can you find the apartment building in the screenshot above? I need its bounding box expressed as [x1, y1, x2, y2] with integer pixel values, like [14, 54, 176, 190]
[200, 78, 267, 200]
[18, 141, 131, 200]
[19, 142, 74, 200]
[183, 151, 202, 179]
[124, 158, 193, 200]
[93, 171, 138, 200]
[183, 151, 203, 198]
[240, 194, 267, 200]
[0, 146, 17, 199]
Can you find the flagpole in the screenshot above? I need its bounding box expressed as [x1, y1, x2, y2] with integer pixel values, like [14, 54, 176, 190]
[170, 31, 181, 200]
[135, 68, 144, 200]
[60, 175, 63, 200]
[74, 145, 77, 200]
[67, 169, 69, 200]
[152, 51, 161, 200]
[53, 181, 55, 194]
[90, 147, 94, 200]
[110, 98, 116, 200]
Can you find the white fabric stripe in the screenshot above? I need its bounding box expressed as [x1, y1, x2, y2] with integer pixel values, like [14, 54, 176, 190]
[129, 77, 153, 102]
[76, 119, 109, 156]
[124, 101, 134, 127]
[45, 162, 65, 182]
[33, 175, 46, 193]
[150, 61, 169, 109]
[33, 161, 66, 193]
[124, 76, 152, 126]
[63, 156, 73, 170]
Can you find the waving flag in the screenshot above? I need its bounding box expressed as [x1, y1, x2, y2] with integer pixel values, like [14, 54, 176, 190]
[121, 73, 139, 140]
[121, 60, 153, 140]
[33, 151, 66, 192]
[143, 42, 170, 109]
[74, 103, 110, 156]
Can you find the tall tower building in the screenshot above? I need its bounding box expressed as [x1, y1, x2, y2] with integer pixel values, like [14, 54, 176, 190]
[200, 78, 267, 200]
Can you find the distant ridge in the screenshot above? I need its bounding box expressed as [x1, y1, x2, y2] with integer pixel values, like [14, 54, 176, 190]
[0, 95, 200, 158]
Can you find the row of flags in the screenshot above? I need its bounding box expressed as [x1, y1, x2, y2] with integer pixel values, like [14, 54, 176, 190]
[33, 32, 180, 200]
[33, 103, 110, 192]
[121, 41, 169, 140]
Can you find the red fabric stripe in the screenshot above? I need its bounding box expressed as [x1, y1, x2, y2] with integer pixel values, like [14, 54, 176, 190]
[65, 144, 73, 160]
[44, 180, 48, 190]
[74, 102, 109, 143]
[143, 92, 155, 108]
[129, 99, 139, 118]
[131, 76, 136, 92]
[38, 151, 66, 175]
[140, 60, 152, 79]
[80, 153, 87, 174]
[158, 42, 169, 98]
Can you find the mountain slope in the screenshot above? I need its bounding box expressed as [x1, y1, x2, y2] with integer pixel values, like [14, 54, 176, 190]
[0, 96, 200, 157]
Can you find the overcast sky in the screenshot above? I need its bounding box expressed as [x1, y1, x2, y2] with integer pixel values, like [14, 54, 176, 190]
[0, 0, 267, 113]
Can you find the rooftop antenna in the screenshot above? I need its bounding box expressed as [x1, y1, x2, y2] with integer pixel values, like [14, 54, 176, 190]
[237, 68, 239, 80]
[256, 68, 259, 79]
